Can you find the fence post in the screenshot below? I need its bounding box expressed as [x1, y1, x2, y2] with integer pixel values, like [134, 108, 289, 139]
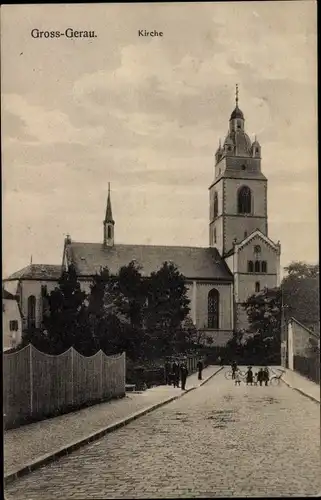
[29, 345, 33, 417]
[71, 348, 74, 406]
[123, 352, 126, 393]
[100, 350, 103, 400]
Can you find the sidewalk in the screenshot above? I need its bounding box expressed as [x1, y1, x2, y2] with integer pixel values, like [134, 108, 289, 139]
[4, 364, 222, 483]
[272, 366, 320, 403]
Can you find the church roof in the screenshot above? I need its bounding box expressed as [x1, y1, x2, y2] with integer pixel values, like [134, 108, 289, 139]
[5, 264, 62, 281]
[67, 242, 233, 281]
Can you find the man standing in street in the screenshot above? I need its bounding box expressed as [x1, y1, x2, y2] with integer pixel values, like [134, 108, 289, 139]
[172, 359, 180, 388]
[197, 359, 203, 380]
[180, 361, 189, 390]
[164, 358, 171, 385]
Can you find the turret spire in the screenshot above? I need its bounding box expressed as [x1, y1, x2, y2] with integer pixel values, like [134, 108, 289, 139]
[103, 183, 115, 247]
[105, 182, 114, 223]
[235, 83, 239, 107]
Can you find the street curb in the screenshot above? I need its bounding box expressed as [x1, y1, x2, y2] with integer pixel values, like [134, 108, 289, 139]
[4, 366, 223, 487]
[271, 368, 320, 404]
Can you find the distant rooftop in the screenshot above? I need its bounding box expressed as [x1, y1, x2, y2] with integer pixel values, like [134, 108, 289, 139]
[5, 264, 62, 281]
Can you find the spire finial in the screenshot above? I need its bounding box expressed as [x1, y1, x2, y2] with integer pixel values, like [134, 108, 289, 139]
[30, 255, 33, 265]
[235, 83, 239, 107]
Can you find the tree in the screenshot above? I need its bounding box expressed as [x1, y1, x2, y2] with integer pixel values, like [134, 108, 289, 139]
[242, 287, 281, 363]
[42, 264, 88, 354]
[282, 261, 319, 328]
[112, 261, 147, 330]
[145, 261, 190, 355]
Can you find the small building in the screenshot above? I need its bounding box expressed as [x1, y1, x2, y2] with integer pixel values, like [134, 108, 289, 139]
[3, 265, 62, 333]
[2, 289, 23, 350]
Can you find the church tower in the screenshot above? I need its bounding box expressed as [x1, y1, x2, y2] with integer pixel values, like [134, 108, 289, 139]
[209, 85, 267, 256]
[209, 86, 281, 331]
[103, 183, 115, 247]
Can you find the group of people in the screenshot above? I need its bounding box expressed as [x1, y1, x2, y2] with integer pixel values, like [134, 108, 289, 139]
[164, 358, 203, 390]
[231, 361, 270, 386]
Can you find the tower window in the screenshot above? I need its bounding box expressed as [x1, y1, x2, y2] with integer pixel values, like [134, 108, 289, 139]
[248, 260, 254, 272]
[261, 261, 267, 273]
[255, 282, 260, 293]
[107, 226, 112, 239]
[213, 192, 218, 218]
[254, 261, 260, 273]
[208, 288, 219, 329]
[237, 186, 252, 214]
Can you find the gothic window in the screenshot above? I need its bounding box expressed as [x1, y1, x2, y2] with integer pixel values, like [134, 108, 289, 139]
[261, 261, 267, 273]
[237, 186, 252, 214]
[208, 288, 219, 329]
[27, 295, 36, 329]
[254, 261, 260, 273]
[107, 226, 112, 239]
[213, 192, 218, 218]
[254, 245, 261, 254]
[248, 260, 254, 272]
[255, 282, 260, 293]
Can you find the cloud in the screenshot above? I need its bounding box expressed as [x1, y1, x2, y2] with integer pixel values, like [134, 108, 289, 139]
[2, 94, 105, 145]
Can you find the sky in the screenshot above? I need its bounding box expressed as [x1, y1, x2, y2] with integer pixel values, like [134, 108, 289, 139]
[1, 1, 318, 278]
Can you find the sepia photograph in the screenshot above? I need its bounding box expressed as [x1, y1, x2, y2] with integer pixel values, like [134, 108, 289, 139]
[2, 1, 319, 498]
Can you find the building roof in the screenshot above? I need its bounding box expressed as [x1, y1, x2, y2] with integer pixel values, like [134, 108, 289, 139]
[2, 289, 16, 300]
[5, 264, 62, 281]
[66, 242, 233, 281]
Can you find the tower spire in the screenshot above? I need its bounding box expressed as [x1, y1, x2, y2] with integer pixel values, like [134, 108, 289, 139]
[235, 83, 239, 107]
[105, 182, 114, 223]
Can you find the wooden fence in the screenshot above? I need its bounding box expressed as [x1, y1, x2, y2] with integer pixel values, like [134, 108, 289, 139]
[3, 344, 126, 429]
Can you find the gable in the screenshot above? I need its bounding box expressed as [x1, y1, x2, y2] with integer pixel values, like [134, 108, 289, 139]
[237, 234, 279, 274]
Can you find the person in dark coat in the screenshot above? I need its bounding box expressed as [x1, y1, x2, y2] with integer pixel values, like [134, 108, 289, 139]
[164, 359, 171, 385]
[197, 359, 203, 380]
[231, 360, 238, 380]
[263, 366, 270, 386]
[180, 362, 188, 390]
[246, 366, 253, 386]
[172, 360, 180, 388]
[257, 368, 264, 386]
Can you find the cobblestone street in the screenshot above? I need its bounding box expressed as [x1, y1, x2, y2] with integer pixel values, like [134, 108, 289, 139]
[5, 368, 320, 498]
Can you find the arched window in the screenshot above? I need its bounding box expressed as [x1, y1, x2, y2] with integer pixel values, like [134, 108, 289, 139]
[255, 282, 260, 293]
[107, 226, 112, 239]
[27, 295, 36, 329]
[248, 260, 254, 272]
[237, 186, 252, 214]
[261, 261, 267, 273]
[208, 288, 219, 329]
[213, 192, 218, 218]
[254, 261, 260, 273]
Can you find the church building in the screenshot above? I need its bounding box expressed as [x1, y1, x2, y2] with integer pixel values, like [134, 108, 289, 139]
[5, 88, 281, 346]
